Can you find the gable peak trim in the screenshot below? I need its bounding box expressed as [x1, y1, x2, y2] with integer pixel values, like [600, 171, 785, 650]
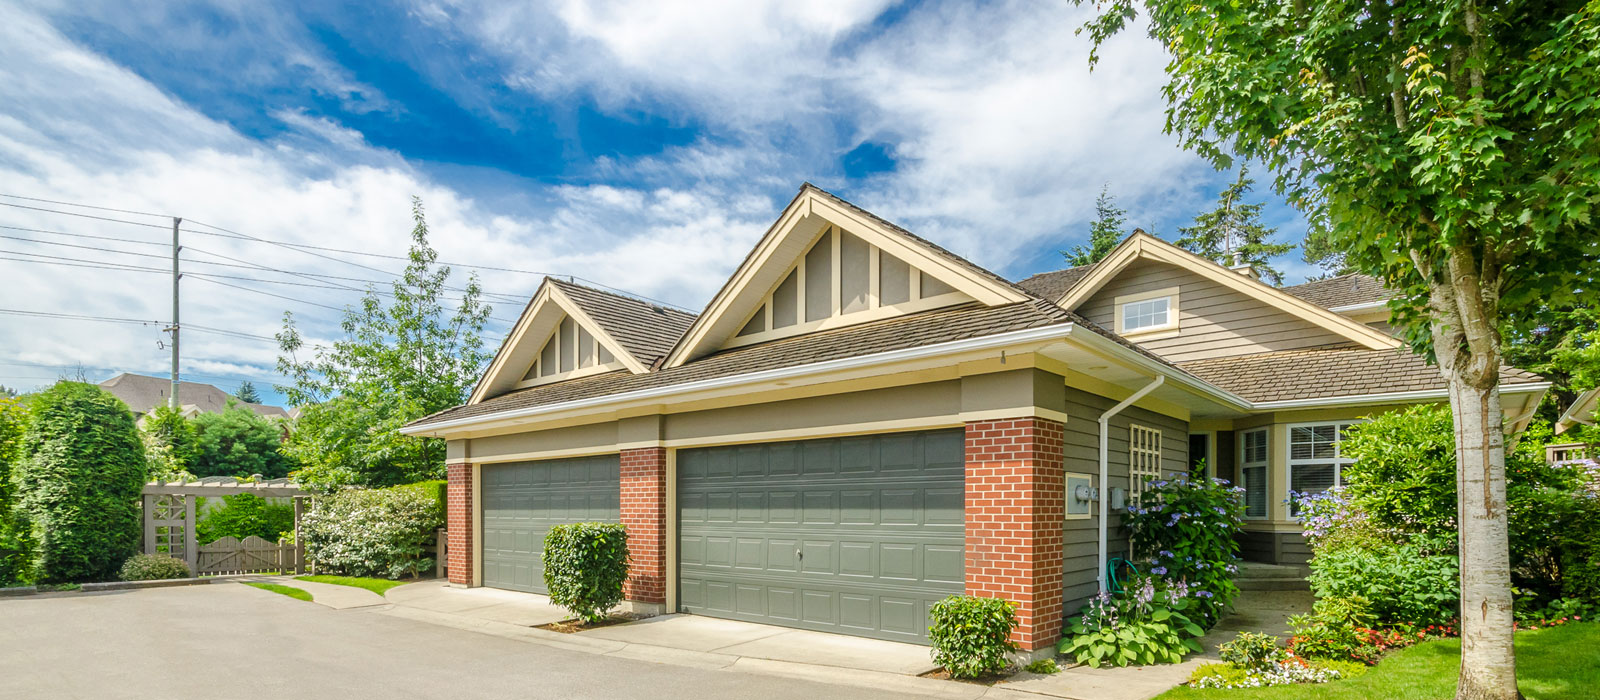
[468, 279, 649, 405]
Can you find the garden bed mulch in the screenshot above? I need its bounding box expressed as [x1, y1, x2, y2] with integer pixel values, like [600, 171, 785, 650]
[917, 667, 1017, 685]
[535, 612, 645, 634]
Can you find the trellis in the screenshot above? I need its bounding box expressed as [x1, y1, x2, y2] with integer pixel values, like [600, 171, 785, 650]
[142, 476, 311, 574]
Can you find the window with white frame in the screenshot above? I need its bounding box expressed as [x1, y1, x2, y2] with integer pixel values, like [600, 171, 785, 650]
[1115, 287, 1179, 335]
[1240, 428, 1269, 519]
[1288, 421, 1360, 511]
[1129, 424, 1163, 503]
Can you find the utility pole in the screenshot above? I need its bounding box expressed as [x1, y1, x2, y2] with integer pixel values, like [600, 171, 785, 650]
[168, 217, 182, 409]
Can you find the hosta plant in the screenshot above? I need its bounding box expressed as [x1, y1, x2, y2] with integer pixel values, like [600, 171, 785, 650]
[1060, 576, 1204, 667]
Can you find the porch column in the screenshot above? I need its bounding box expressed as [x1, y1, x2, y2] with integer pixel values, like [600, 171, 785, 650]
[964, 416, 1067, 652]
[619, 447, 668, 606]
[446, 462, 474, 586]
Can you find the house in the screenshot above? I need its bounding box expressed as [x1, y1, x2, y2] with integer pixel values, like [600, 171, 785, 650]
[401, 184, 1547, 657]
[98, 373, 289, 426]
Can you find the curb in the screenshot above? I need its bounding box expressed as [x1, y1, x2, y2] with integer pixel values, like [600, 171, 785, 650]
[80, 575, 257, 592]
[0, 586, 37, 597]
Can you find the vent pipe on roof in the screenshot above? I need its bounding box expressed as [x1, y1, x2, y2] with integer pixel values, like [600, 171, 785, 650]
[1097, 374, 1165, 594]
[1228, 262, 1259, 280]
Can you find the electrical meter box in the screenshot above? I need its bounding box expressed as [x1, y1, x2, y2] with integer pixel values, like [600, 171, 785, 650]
[1065, 472, 1094, 519]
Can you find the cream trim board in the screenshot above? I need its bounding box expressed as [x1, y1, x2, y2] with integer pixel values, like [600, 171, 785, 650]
[665, 448, 679, 613]
[1238, 426, 1270, 520]
[469, 281, 646, 404]
[471, 462, 483, 588]
[515, 360, 626, 389]
[1056, 233, 1400, 351]
[724, 290, 969, 349]
[661, 414, 966, 448]
[548, 285, 648, 374]
[1114, 286, 1180, 337]
[959, 406, 1071, 424]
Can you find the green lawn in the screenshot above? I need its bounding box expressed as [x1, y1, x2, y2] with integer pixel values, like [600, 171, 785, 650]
[294, 575, 408, 596]
[243, 582, 312, 602]
[1156, 623, 1599, 700]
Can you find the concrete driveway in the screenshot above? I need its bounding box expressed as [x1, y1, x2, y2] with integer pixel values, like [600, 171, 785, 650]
[0, 583, 943, 700]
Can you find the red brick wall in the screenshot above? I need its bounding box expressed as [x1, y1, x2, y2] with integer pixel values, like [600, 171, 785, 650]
[964, 417, 1066, 650]
[446, 462, 474, 586]
[620, 447, 667, 604]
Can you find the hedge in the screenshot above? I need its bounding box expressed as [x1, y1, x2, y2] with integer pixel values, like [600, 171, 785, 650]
[300, 482, 444, 579]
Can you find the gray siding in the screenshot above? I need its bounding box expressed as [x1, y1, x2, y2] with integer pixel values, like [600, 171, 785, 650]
[1078, 259, 1351, 362]
[1061, 386, 1189, 618]
[1237, 530, 1311, 566]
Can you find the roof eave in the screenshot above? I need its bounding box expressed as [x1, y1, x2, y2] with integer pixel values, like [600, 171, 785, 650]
[1250, 381, 1552, 410]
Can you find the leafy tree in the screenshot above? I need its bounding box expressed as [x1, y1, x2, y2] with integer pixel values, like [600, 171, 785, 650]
[1063, 185, 1128, 266]
[1301, 227, 1356, 281]
[195, 494, 295, 545]
[140, 405, 198, 481]
[15, 382, 146, 583]
[190, 402, 294, 480]
[233, 381, 262, 404]
[1077, 2, 1600, 696]
[0, 385, 16, 398]
[276, 197, 491, 490]
[0, 396, 35, 585]
[1503, 305, 1599, 422]
[1174, 167, 1295, 285]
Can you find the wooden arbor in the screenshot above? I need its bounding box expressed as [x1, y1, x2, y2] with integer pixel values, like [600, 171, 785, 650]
[141, 476, 311, 574]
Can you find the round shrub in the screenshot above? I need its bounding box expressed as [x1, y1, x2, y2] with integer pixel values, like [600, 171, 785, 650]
[928, 595, 1018, 678]
[300, 482, 444, 579]
[118, 553, 192, 581]
[16, 382, 147, 583]
[542, 522, 630, 623]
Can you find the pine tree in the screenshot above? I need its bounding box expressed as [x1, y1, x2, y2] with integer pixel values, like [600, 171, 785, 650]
[233, 381, 262, 404]
[1175, 168, 1294, 285]
[1062, 185, 1126, 267]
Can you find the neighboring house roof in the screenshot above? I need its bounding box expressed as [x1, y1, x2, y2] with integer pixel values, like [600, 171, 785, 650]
[1016, 263, 1097, 301]
[97, 373, 288, 418]
[548, 278, 697, 368]
[1558, 386, 1600, 433]
[413, 300, 1085, 428]
[1280, 273, 1395, 309]
[1176, 345, 1545, 404]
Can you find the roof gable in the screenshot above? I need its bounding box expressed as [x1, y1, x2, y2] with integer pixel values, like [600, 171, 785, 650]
[663, 184, 1030, 367]
[470, 279, 693, 404]
[1052, 232, 1400, 351]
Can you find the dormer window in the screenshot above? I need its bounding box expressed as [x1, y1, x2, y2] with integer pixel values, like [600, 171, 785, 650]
[1115, 287, 1179, 336]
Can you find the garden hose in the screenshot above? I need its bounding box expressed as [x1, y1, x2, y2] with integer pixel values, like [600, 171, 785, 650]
[1107, 557, 1139, 593]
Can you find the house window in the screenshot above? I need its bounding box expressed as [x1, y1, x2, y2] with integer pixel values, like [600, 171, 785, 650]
[1288, 421, 1360, 511]
[1123, 297, 1170, 332]
[1240, 428, 1269, 519]
[1129, 424, 1162, 503]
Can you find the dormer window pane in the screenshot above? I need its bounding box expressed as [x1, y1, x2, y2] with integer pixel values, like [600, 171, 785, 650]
[1122, 297, 1171, 332]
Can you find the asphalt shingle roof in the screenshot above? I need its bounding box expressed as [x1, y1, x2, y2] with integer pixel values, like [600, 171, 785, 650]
[1280, 273, 1394, 309]
[1177, 345, 1544, 403]
[1016, 264, 1098, 301]
[550, 279, 697, 368]
[98, 373, 288, 418]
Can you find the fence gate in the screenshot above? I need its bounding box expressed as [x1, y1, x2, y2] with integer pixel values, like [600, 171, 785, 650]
[142, 477, 309, 574]
[197, 536, 295, 575]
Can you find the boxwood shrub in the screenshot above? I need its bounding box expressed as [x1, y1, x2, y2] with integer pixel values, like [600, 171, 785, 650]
[542, 522, 629, 623]
[928, 595, 1018, 678]
[118, 553, 192, 581]
[300, 482, 444, 579]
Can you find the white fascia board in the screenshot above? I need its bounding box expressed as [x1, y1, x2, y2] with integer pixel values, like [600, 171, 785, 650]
[1252, 381, 1552, 410]
[1327, 300, 1391, 314]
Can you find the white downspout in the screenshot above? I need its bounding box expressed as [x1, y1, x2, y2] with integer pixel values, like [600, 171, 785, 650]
[1097, 374, 1165, 593]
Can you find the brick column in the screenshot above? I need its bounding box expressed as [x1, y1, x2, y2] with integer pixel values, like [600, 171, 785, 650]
[964, 417, 1066, 651]
[620, 447, 667, 604]
[446, 462, 474, 586]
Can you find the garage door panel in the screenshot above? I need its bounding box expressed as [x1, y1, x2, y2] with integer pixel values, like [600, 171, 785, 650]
[481, 455, 620, 594]
[679, 429, 964, 643]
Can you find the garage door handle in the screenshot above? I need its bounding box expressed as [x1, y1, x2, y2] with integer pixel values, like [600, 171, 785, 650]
[796, 550, 803, 560]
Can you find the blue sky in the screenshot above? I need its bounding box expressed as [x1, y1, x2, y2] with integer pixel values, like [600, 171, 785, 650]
[0, 0, 1316, 406]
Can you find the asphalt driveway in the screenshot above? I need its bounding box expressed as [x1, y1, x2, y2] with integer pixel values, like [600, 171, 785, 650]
[0, 583, 932, 700]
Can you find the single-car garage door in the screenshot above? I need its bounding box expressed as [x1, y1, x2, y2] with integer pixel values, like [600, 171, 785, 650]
[678, 429, 964, 643]
[481, 455, 620, 594]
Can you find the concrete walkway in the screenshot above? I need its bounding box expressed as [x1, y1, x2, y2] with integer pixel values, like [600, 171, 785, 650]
[581, 614, 937, 675]
[386, 580, 569, 625]
[247, 576, 388, 610]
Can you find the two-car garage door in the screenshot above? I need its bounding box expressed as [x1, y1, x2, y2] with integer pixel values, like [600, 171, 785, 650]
[481, 455, 620, 594]
[678, 429, 965, 644]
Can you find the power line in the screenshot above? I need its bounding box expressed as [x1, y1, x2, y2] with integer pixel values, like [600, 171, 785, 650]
[0, 192, 173, 219]
[0, 200, 169, 229]
[188, 276, 350, 313]
[0, 307, 165, 326]
[0, 222, 167, 247]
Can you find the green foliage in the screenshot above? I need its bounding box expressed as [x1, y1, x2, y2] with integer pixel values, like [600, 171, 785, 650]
[277, 198, 491, 490]
[1287, 595, 1381, 663]
[1024, 658, 1060, 674]
[1063, 185, 1127, 267]
[1219, 632, 1285, 672]
[190, 403, 294, 479]
[1062, 577, 1205, 667]
[139, 405, 198, 481]
[117, 553, 192, 581]
[1307, 538, 1459, 627]
[196, 494, 295, 545]
[0, 396, 35, 586]
[927, 595, 1019, 678]
[233, 381, 262, 405]
[1174, 167, 1294, 285]
[300, 483, 444, 579]
[1313, 659, 1370, 680]
[295, 574, 408, 595]
[542, 522, 630, 624]
[1187, 663, 1253, 688]
[1123, 474, 1244, 626]
[245, 581, 312, 601]
[15, 382, 146, 583]
[1337, 406, 1459, 534]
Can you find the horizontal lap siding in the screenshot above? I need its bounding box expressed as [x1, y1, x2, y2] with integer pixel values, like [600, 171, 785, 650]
[1079, 260, 1349, 363]
[1061, 387, 1188, 618]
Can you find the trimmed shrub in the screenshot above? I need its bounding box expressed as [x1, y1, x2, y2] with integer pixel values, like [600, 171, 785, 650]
[196, 494, 295, 545]
[118, 553, 192, 581]
[300, 482, 444, 578]
[0, 396, 35, 586]
[1307, 535, 1459, 626]
[15, 383, 146, 583]
[542, 522, 630, 623]
[929, 595, 1018, 678]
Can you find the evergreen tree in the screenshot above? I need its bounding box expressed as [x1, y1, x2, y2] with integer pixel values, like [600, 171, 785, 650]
[233, 381, 262, 404]
[1062, 185, 1126, 267]
[140, 405, 198, 481]
[1174, 168, 1294, 285]
[190, 403, 295, 480]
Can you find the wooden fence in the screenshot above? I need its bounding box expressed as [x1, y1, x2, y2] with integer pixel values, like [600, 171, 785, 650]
[197, 536, 296, 576]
